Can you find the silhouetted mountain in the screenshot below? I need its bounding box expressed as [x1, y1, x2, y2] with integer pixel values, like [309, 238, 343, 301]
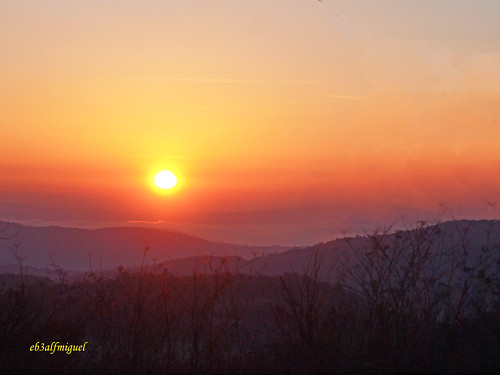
[2, 220, 498, 279]
[152, 220, 500, 278]
[0, 221, 288, 272]
[245, 219, 500, 277]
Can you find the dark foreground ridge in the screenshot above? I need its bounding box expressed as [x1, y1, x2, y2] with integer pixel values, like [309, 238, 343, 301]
[1, 219, 500, 373]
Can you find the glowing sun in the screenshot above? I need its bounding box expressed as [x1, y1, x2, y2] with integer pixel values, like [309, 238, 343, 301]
[154, 170, 177, 189]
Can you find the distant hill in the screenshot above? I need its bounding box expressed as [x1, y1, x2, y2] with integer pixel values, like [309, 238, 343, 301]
[0, 221, 288, 272]
[243, 219, 500, 277]
[2, 220, 499, 279]
[150, 220, 500, 278]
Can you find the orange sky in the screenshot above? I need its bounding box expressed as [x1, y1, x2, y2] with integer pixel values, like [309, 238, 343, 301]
[1, 0, 500, 244]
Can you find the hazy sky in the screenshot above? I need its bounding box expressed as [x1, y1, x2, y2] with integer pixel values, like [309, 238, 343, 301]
[1, 0, 499, 242]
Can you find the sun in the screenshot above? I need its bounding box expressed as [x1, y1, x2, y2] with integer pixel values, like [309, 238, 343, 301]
[154, 170, 178, 189]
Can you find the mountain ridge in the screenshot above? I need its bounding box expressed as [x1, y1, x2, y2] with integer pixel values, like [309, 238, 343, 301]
[0, 221, 289, 271]
[1, 219, 499, 277]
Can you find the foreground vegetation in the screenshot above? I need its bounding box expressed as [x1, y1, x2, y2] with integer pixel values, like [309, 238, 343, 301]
[1, 221, 500, 374]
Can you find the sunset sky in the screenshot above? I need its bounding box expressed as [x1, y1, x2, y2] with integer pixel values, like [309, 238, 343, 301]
[1, 0, 499, 245]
